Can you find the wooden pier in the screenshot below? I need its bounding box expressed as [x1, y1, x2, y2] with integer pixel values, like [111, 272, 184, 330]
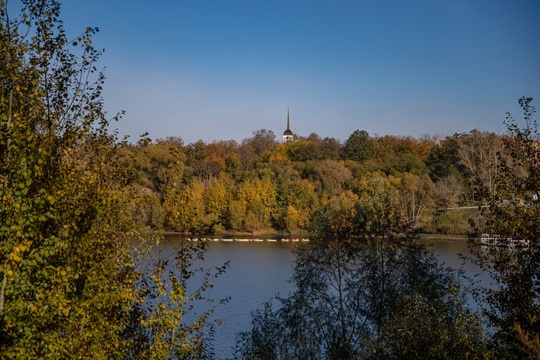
[479, 234, 530, 248]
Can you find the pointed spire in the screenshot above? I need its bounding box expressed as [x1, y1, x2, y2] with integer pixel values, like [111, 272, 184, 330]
[283, 107, 294, 142]
[287, 108, 290, 131]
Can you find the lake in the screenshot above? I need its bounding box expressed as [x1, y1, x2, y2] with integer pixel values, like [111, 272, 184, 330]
[161, 236, 484, 359]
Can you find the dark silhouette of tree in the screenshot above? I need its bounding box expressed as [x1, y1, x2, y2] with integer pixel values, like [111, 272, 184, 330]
[470, 97, 540, 359]
[236, 193, 487, 359]
[425, 134, 464, 181]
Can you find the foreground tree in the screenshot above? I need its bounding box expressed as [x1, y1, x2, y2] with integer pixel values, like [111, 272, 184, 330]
[471, 97, 540, 359]
[0, 1, 137, 356]
[0, 2, 224, 358]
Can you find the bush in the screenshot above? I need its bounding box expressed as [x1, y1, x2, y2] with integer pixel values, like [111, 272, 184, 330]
[433, 209, 476, 235]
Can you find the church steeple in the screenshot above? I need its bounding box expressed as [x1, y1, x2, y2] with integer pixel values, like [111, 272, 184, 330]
[282, 109, 294, 143]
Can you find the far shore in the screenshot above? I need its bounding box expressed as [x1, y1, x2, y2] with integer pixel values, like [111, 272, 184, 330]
[141, 230, 471, 242]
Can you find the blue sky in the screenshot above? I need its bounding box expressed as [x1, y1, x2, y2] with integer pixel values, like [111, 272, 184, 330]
[58, 0, 539, 144]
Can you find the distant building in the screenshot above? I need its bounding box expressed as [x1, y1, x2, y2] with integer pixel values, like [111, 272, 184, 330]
[282, 109, 295, 143]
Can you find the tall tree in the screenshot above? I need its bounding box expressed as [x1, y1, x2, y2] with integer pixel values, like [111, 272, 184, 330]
[0, 1, 136, 357]
[434, 174, 463, 209]
[321, 136, 341, 160]
[425, 135, 464, 181]
[457, 129, 504, 202]
[471, 97, 540, 359]
[0, 2, 225, 358]
[134, 141, 186, 198]
[394, 172, 435, 229]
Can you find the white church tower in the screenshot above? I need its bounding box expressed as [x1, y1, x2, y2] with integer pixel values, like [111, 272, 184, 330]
[282, 109, 294, 143]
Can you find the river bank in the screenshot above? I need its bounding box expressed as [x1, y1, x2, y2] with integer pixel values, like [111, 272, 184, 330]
[143, 230, 471, 242]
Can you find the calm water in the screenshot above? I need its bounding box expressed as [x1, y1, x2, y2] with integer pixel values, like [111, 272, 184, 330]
[161, 236, 483, 359]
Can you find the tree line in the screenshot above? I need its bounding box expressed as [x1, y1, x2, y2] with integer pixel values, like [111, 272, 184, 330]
[120, 127, 516, 237]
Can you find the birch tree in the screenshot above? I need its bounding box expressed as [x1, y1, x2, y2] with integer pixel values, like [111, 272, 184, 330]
[457, 130, 504, 202]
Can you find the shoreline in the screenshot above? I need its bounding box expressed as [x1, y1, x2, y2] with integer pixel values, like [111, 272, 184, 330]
[418, 234, 470, 242]
[142, 230, 471, 242]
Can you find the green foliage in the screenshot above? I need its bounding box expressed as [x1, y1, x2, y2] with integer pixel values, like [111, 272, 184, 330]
[350, 171, 401, 235]
[134, 141, 185, 197]
[0, 2, 226, 358]
[275, 177, 318, 232]
[284, 138, 323, 162]
[340, 129, 373, 162]
[163, 179, 220, 234]
[385, 152, 426, 176]
[121, 185, 165, 230]
[311, 191, 360, 240]
[0, 1, 138, 356]
[373, 135, 435, 160]
[320, 136, 341, 160]
[432, 209, 473, 235]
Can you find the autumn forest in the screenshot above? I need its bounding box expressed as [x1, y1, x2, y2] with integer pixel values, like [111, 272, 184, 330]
[123, 128, 508, 237]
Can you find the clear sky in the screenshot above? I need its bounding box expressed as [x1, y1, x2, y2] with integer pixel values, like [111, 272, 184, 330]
[57, 0, 539, 144]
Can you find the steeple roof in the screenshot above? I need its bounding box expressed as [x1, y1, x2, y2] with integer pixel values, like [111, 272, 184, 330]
[283, 109, 293, 136]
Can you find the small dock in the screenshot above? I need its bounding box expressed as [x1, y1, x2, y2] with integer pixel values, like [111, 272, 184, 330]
[479, 234, 530, 248]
